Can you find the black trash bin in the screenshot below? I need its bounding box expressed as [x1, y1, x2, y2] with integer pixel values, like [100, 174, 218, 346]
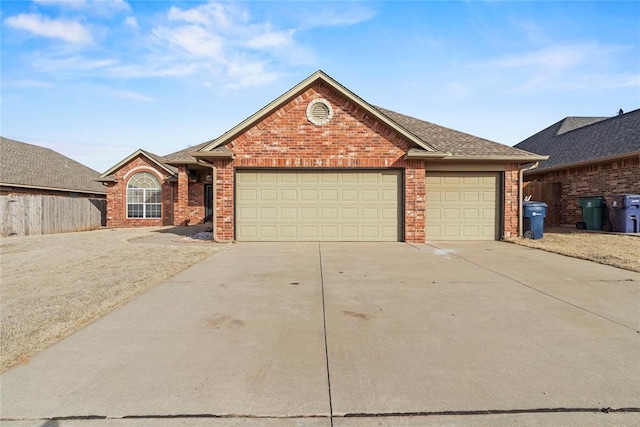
[577, 196, 609, 230]
[610, 194, 640, 233]
[523, 201, 547, 239]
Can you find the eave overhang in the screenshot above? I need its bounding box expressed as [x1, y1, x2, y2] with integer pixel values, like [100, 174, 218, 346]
[1, 182, 106, 195]
[98, 149, 176, 180]
[406, 149, 549, 162]
[524, 151, 639, 175]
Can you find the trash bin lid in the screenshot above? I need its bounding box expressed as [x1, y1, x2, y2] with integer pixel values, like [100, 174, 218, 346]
[621, 194, 640, 206]
[578, 196, 606, 207]
[523, 201, 548, 208]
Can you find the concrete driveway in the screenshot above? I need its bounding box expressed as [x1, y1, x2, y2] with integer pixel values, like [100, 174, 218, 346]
[1, 241, 639, 426]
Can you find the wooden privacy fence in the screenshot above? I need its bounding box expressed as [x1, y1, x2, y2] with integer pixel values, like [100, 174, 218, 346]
[0, 195, 106, 237]
[523, 181, 561, 227]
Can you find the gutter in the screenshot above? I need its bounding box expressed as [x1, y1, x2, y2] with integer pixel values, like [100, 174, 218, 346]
[518, 162, 540, 237]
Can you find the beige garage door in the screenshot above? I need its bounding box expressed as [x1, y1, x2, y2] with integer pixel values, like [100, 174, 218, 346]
[236, 170, 401, 241]
[425, 172, 499, 240]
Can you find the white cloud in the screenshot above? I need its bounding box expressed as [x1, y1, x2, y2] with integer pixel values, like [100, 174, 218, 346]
[3, 1, 364, 90]
[32, 54, 115, 73]
[245, 29, 295, 50]
[295, 4, 377, 28]
[124, 16, 138, 29]
[153, 25, 224, 59]
[476, 43, 635, 93]
[2, 79, 53, 88]
[111, 90, 154, 102]
[4, 13, 93, 44]
[33, 0, 131, 15]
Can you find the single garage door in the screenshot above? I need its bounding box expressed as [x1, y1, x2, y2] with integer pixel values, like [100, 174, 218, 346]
[236, 170, 401, 241]
[425, 172, 499, 240]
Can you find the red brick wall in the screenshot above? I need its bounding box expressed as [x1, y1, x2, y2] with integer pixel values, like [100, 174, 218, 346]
[504, 163, 520, 238]
[104, 155, 172, 227]
[526, 156, 639, 226]
[212, 82, 426, 242]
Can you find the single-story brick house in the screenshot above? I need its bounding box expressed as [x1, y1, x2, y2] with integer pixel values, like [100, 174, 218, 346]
[514, 108, 639, 227]
[99, 71, 545, 242]
[0, 137, 106, 198]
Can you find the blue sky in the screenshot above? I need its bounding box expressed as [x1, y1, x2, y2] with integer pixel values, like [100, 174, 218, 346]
[2, 0, 639, 172]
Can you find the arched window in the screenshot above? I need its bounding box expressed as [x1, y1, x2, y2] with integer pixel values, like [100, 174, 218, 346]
[127, 172, 161, 218]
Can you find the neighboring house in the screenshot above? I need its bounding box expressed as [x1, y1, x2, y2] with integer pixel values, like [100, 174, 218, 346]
[0, 137, 106, 198]
[99, 71, 545, 242]
[514, 109, 640, 227]
[1, 137, 107, 236]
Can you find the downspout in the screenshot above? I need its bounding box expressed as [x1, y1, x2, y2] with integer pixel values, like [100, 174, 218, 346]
[211, 164, 219, 242]
[518, 162, 540, 236]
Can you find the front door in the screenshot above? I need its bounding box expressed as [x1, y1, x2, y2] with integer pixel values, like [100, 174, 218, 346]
[204, 184, 213, 221]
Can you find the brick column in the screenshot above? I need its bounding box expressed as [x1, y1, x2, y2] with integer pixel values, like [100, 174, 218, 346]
[404, 161, 426, 243]
[504, 163, 520, 238]
[175, 165, 189, 225]
[213, 159, 234, 241]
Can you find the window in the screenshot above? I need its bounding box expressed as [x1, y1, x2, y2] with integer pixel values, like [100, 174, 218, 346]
[127, 172, 161, 218]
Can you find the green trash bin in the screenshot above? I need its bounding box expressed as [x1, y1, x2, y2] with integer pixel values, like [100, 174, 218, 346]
[577, 196, 609, 231]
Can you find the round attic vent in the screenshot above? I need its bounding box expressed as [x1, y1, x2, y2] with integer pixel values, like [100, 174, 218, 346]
[306, 99, 333, 125]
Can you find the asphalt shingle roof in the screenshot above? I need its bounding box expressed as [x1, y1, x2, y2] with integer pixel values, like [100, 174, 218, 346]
[162, 142, 209, 164]
[514, 109, 640, 171]
[376, 107, 541, 158]
[0, 137, 106, 194]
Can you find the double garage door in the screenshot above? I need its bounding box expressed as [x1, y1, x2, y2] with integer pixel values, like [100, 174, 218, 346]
[236, 170, 401, 241]
[235, 170, 499, 242]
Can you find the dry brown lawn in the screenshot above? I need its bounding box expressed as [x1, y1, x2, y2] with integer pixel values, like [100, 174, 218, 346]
[0, 227, 222, 373]
[508, 229, 640, 273]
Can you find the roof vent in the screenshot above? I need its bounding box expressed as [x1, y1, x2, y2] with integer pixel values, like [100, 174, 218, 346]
[306, 99, 333, 125]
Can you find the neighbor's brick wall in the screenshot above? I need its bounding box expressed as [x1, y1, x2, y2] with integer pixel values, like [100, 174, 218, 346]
[527, 156, 639, 226]
[212, 81, 426, 242]
[105, 155, 172, 227]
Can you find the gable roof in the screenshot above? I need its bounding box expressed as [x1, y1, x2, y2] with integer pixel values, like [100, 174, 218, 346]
[102, 70, 547, 171]
[514, 109, 640, 172]
[0, 137, 106, 194]
[198, 70, 439, 155]
[98, 149, 177, 182]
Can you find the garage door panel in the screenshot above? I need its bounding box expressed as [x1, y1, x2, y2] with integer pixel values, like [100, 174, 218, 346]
[280, 226, 297, 238]
[281, 189, 297, 200]
[426, 171, 499, 241]
[322, 189, 338, 201]
[237, 170, 401, 241]
[260, 207, 277, 220]
[444, 192, 460, 202]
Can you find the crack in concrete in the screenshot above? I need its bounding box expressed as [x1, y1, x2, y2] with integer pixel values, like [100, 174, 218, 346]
[5, 408, 638, 422]
[343, 407, 640, 417]
[318, 242, 334, 427]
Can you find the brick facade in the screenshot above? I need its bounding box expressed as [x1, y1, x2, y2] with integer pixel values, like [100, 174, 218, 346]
[105, 155, 173, 227]
[209, 82, 428, 242]
[526, 156, 639, 226]
[104, 82, 525, 240]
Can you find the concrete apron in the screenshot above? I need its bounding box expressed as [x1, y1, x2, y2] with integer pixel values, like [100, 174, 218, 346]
[1, 241, 639, 426]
